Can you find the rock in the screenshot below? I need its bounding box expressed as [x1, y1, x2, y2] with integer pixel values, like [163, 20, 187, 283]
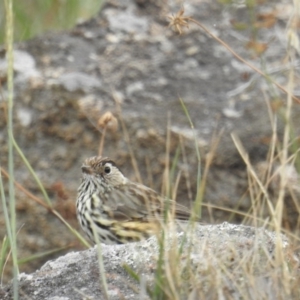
[1, 223, 297, 300]
[0, 50, 41, 83]
[57, 72, 102, 92]
[0, 0, 299, 281]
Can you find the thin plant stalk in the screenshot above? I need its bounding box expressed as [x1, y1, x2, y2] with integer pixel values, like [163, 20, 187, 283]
[0, 236, 9, 285]
[0, 170, 13, 284]
[274, 49, 295, 291]
[179, 136, 193, 201]
[114, 93, 142, 184]
[17, 246, 70, 265]
[12, 136, 52, 206]
[163, 114, 171, 198]
[4, 0, 18, 297]
[98, 125, 107, 156]
[231, 133, 277, 222]
[178, 97, 202, 219]
[92, 223, 109, 300]
[185, 14, 300, 104]
[0, 167, 90, 248]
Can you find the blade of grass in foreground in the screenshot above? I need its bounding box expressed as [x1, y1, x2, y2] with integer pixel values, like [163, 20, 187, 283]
[4, 0, 18, 297]
[92, 223, 109, 300]
[179, 97, 202, 219]
[17, 246, 70, 265]
[0, 236, 10, 285]
[0, 167, 91, 248]
[12, 136, 52, 206]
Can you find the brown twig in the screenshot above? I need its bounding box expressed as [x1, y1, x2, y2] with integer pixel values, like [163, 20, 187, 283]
[0, 167, 90, 247]
[1, 167, 51, 211]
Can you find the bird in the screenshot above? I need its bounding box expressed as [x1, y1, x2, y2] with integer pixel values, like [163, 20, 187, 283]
[76, 156, 193, 245]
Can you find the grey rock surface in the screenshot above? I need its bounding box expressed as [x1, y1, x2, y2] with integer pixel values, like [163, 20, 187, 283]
[1, 223, 295, 300]
[0, 0, 299, 281]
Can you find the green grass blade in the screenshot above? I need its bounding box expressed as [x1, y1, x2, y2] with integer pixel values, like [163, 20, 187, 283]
[12, 136, 52, 206]
[4, 0, 19, 297]
[0, 236, 10, 284]
[178, 97, 202, 218]
[18, 246, 69, 265]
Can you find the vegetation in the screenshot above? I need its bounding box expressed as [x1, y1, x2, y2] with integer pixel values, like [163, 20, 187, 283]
[1, 0, 299, 299]
[0, 0, 103, 44]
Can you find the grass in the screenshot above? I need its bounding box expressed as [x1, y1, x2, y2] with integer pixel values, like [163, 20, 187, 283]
[0, 2, 91, 294]
[2, 0, 18, 298]
[0, 0, 104, 44]
[124, 4, 300, 299]
[1, 0, 300, 299]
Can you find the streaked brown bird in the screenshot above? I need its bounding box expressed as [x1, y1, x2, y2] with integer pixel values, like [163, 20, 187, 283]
[76, 156, 192, 245]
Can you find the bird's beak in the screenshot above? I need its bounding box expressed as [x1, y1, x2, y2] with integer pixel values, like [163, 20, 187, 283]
[81, 165, 93, 175]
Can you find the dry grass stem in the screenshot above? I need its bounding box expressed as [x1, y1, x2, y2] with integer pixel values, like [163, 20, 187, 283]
[0, 167, 90, 248]
[113, 91, 143, 184]
[168, 7, 300, 104]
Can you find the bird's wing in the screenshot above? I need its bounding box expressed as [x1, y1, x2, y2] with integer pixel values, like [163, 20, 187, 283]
[101, 182, 192, 221]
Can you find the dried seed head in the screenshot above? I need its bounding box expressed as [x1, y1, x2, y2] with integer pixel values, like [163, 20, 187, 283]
[168, 7, 190, 35]
[98, 111, 118, 132]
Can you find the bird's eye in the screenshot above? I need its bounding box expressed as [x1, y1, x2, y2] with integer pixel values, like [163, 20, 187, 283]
[104, 166, 111, 174]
